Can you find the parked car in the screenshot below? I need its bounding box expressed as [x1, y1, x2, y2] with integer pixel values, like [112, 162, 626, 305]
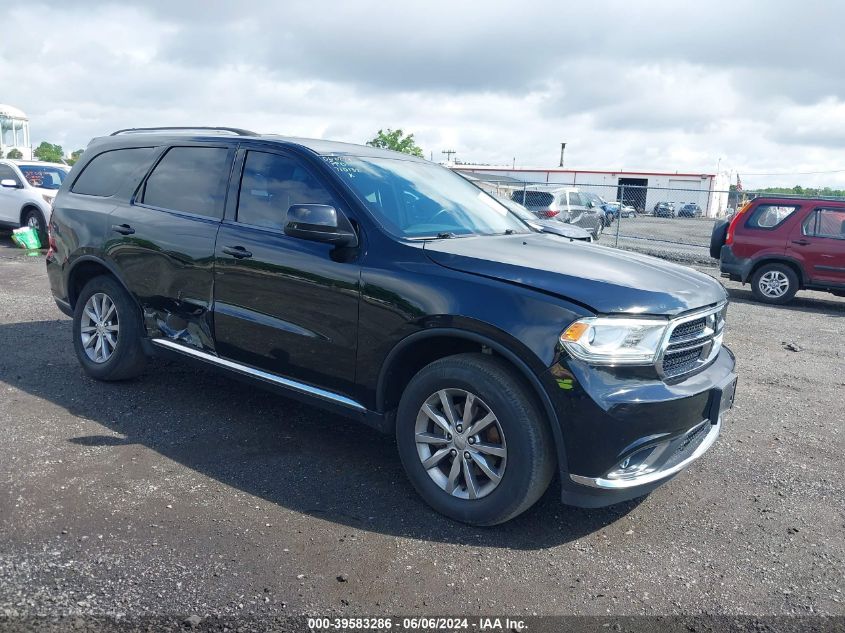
[0, 160, 69, 245]
[510, 186, 605, 239]
[607, 201, 637, 219]
[47, 127, 737, 525]
[653, 202, 677, 218]
[678, 203, 703, 218]
[498, 197, 593, 242]
[712, 196, 845, 304]
[580, 192, 612, 226]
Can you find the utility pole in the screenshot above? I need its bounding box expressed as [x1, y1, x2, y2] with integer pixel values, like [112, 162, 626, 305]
[441, 149, 456, 164]
[559, 142, 567, 168]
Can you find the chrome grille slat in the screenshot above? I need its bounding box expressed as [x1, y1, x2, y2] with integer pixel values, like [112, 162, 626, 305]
[657, 303, 726, 381]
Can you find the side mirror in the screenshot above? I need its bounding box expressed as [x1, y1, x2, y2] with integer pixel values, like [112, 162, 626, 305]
[284, 204, 358, 248]
[1, 179, 20, 189]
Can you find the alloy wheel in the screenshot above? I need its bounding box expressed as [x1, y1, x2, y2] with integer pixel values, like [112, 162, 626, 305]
[414, 389, 507, 500]
[758, 271, 790, 298]
[80, 292, 119, 363]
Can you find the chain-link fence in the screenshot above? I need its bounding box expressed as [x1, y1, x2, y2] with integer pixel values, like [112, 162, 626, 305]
[464, 175, 843, 266]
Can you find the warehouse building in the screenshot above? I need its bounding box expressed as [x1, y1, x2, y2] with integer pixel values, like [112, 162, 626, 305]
[454, 166, 731, 218]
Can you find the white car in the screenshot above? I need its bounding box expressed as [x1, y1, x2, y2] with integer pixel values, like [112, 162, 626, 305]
[0, 160, 69, 246]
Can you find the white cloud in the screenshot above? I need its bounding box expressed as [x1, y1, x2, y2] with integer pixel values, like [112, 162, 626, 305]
[2, 1, 845, 188]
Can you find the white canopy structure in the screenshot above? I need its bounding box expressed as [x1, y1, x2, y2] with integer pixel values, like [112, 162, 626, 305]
[0, 104, 32, 160]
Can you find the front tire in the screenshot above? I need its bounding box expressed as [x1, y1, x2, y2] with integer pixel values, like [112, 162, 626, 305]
[22, 207, 48, 248]
[751, 263, 798, 305]
[396, 353, 555, 525]
[73, 275, 146, 380]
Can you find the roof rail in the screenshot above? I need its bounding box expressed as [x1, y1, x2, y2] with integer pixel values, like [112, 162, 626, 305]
[109, 126, 259, 137]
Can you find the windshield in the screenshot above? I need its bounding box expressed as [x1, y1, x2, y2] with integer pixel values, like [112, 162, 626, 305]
[323, 156, 528, 238]
[19, 165, 67, 190]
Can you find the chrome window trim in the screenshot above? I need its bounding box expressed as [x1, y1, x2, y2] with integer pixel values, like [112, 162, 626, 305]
[150, 338, 366, 412]
[570, 417, 721, 489]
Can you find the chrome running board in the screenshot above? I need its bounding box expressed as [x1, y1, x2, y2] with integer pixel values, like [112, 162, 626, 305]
[150, 338, 366, 412]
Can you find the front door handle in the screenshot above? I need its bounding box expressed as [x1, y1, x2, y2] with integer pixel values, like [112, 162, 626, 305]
[222, 245, 252, 259]
[111, 223, 135, 235]
[791, 239, 811, 246]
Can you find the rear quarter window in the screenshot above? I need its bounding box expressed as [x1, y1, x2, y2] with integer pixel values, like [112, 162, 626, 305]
[744, 204, 799, 229]
[71, 147, 156, 197]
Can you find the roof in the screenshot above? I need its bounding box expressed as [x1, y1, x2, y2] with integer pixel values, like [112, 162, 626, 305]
[457, 166, 716, 178]
[91, 129, 425, 162]
[1, 159, 68, 169]
[0, 104, 27, 119]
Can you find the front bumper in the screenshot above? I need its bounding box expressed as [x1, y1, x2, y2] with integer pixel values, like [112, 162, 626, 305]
[542, 345, 736, 508]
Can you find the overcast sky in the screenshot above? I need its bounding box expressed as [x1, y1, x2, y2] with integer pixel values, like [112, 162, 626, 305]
[3, 1, 845, 188]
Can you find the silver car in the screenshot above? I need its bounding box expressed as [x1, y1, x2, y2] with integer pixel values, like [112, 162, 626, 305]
[510, 186, 605, 240]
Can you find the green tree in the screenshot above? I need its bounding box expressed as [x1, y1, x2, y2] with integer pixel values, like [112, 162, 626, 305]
[366, 128, 424, 157]
[33, 142, 65, 163]
[6, 148, 23, 159]
[67, 149, 85, 166]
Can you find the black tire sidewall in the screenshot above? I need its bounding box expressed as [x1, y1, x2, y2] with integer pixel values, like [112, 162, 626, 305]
[751, 264, 798, 305]
[23, 208, 47, 247]
[396, 356, 551, 525]
[72, 276, 145, 380]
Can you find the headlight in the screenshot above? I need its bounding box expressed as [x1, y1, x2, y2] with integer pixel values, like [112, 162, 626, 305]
[560, 317, 669, 365]
[42, 194, 55, 206]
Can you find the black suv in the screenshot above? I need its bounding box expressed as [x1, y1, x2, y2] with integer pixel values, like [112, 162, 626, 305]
[46, 128, 737, 525]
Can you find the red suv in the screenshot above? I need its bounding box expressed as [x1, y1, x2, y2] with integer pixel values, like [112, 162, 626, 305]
[711, 197, 845, 304]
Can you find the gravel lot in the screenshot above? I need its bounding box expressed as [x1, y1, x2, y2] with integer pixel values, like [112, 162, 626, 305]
[605, 216, 717, 265]
[1, 233, 843, 627]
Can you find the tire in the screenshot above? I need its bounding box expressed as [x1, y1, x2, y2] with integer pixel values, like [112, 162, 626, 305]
[21, 207, 48, 249]
[593, 221, 603, 241]
[709, 219, 729, 259]
[396, 353, 555, 526]
[72, 275, 146, 380]
[751, 263, 799, 305]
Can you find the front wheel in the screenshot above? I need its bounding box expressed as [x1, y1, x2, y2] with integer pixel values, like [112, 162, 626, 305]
[22, 208, 48, 248]
[396, 353, 555, 525]
[751, 263, 798, 305]
[593, 221, 603, 241]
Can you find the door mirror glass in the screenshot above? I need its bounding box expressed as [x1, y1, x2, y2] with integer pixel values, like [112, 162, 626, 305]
[284, 204, 358, 248]
[1, 179, 20, 188]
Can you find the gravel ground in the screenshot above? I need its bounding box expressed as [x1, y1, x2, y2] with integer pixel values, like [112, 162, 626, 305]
[604, 216, 717, 265]
[1, 234, 844, 627]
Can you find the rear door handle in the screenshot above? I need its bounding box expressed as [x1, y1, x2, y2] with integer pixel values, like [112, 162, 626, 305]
[791, 239, 811, 246]
[111, 223, 135, 235]
[222, 245, 252, 259]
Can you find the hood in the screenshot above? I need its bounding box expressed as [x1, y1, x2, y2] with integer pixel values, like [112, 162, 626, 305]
[424, 233, 727, 316]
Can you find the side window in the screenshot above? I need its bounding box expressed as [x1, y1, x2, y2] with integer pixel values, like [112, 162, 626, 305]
[0, 164, 21, 185]
[71, 147, 156, 197]
[236, 151, 336, 230]
[804, 208, 845, 239]
[567, 192, 583, 207]
[140, 146, 230, 218]
[745, 204, 799, 229]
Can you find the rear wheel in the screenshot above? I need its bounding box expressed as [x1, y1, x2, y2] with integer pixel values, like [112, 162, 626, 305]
[73, 275, 146, 380]
[751, 263, 799, 305]
[21, 208, 48, 248]
[396, 353, 555, 525]
[593, 220, 603, 241]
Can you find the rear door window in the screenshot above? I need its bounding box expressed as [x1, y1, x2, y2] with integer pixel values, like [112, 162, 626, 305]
[567, 192, 583, 207]
[745, 204, 799, 229]
[803, 208, 845, 239]
[71, 147, 156, 197]
[139, 146, 231, 218]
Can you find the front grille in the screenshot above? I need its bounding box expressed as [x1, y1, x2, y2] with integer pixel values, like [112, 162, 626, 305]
[670, 317, 706, 341]
[657, 304, 726, 381]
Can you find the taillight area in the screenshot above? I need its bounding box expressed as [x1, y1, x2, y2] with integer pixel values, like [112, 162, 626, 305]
[725, 202, 751, 245]
[539, 209, 559, 219]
